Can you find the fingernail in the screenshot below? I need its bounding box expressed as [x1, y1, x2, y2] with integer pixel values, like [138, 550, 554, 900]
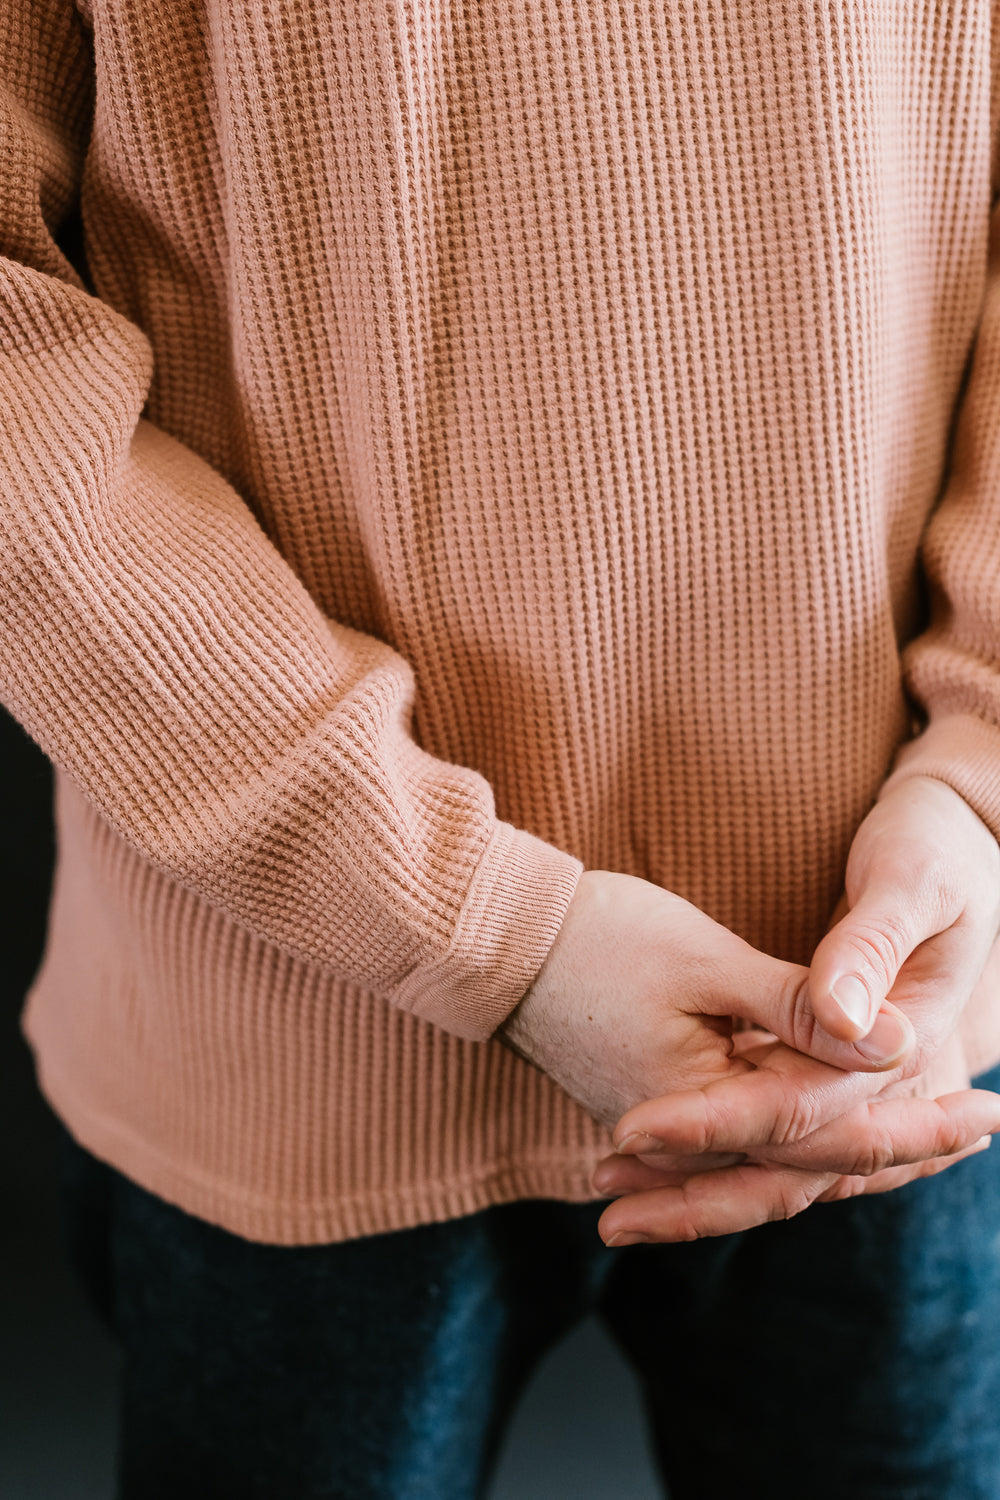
[605, 1231, 651, 1248]
[853, 1008, 913, 1067]
[830, 974, 872, 1035]
[614, 1131, 661, 1155]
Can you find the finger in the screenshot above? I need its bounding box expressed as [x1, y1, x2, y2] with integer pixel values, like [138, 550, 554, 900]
[598, 1161, 835, 1244]
[591, 1151, 746, 1198]
[600, 1118, 997, 1244]
[746, 1088, 1000, 1177]
[722, 954, 917, 1072]
[815, 1134, 992, 1202]
[808, 880, 954, 1042]
[612, 1041, 907, 1156]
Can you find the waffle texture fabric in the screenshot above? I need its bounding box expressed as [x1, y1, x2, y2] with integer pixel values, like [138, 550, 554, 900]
[3, 0, 1000, 1243]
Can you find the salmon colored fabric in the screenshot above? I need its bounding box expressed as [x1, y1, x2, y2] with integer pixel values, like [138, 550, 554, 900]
[2, 0, 1000, 1242]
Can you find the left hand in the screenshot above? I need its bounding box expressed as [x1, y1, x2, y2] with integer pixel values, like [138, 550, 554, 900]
[591, 775, 1000, 1243]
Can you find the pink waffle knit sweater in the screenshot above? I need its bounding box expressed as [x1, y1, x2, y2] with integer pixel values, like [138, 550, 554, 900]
[3, 0, 1000, 1243]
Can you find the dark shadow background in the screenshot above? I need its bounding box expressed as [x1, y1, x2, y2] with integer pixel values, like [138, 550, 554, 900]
[0, 703, 660, 1499]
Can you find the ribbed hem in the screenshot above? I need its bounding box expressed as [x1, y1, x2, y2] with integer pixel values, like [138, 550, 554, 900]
[32, 1052, 608, 1247]
[392, 822, 584, 1041]
[881, 713, 1000, 844]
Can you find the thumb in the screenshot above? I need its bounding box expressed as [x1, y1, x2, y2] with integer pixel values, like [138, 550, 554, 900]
[808, 883, 925, 1042]
[722, 944, 916, 1074]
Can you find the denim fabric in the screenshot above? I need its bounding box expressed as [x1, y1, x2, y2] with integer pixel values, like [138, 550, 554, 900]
[58, 1060, 1000, 1500]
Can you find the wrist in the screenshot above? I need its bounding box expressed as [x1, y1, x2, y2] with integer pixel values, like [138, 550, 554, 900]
[497, 868, 603, 1053]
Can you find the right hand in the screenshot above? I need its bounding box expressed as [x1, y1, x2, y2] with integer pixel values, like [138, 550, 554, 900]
[587, 927, 1000, 1243]
[499, 870, 999, 1172]
[591, 1026, 999, 1244]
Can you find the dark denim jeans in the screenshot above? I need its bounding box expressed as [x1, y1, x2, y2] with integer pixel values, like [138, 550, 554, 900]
[59, 1062, 1000, 1500]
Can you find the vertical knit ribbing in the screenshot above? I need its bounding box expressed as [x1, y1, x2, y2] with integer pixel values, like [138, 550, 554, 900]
[4, 0, 1000, 1241]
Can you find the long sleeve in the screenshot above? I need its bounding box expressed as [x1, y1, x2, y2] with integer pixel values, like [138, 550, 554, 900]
[0, 0, 581, 1042]
[10, 0, 994, 1244]
[882, 17, 1000, 835]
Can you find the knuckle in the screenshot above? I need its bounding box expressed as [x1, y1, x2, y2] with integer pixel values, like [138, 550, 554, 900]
[771, 1091, 821, 1148]
[841, 917, 909, 989]
[931, 1103, 966, 1159]
[853, 1122, 895, 1177]
[767, 1177, 818, 1223]
[916, 1156, 950, 1182]
[820, 1174, 866, 1203]
[681, 1088, 728, 1154]
[674, 1213, 704, 1243]
[675, 1179, 717, 1241]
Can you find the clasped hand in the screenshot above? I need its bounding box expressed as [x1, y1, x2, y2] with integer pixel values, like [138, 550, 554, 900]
[500, 775, 1000, 1244]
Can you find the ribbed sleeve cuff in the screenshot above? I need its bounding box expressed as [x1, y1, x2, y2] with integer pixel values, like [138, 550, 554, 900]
[881, 713, 1000, 845]
[392, 823, 584, 1041]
